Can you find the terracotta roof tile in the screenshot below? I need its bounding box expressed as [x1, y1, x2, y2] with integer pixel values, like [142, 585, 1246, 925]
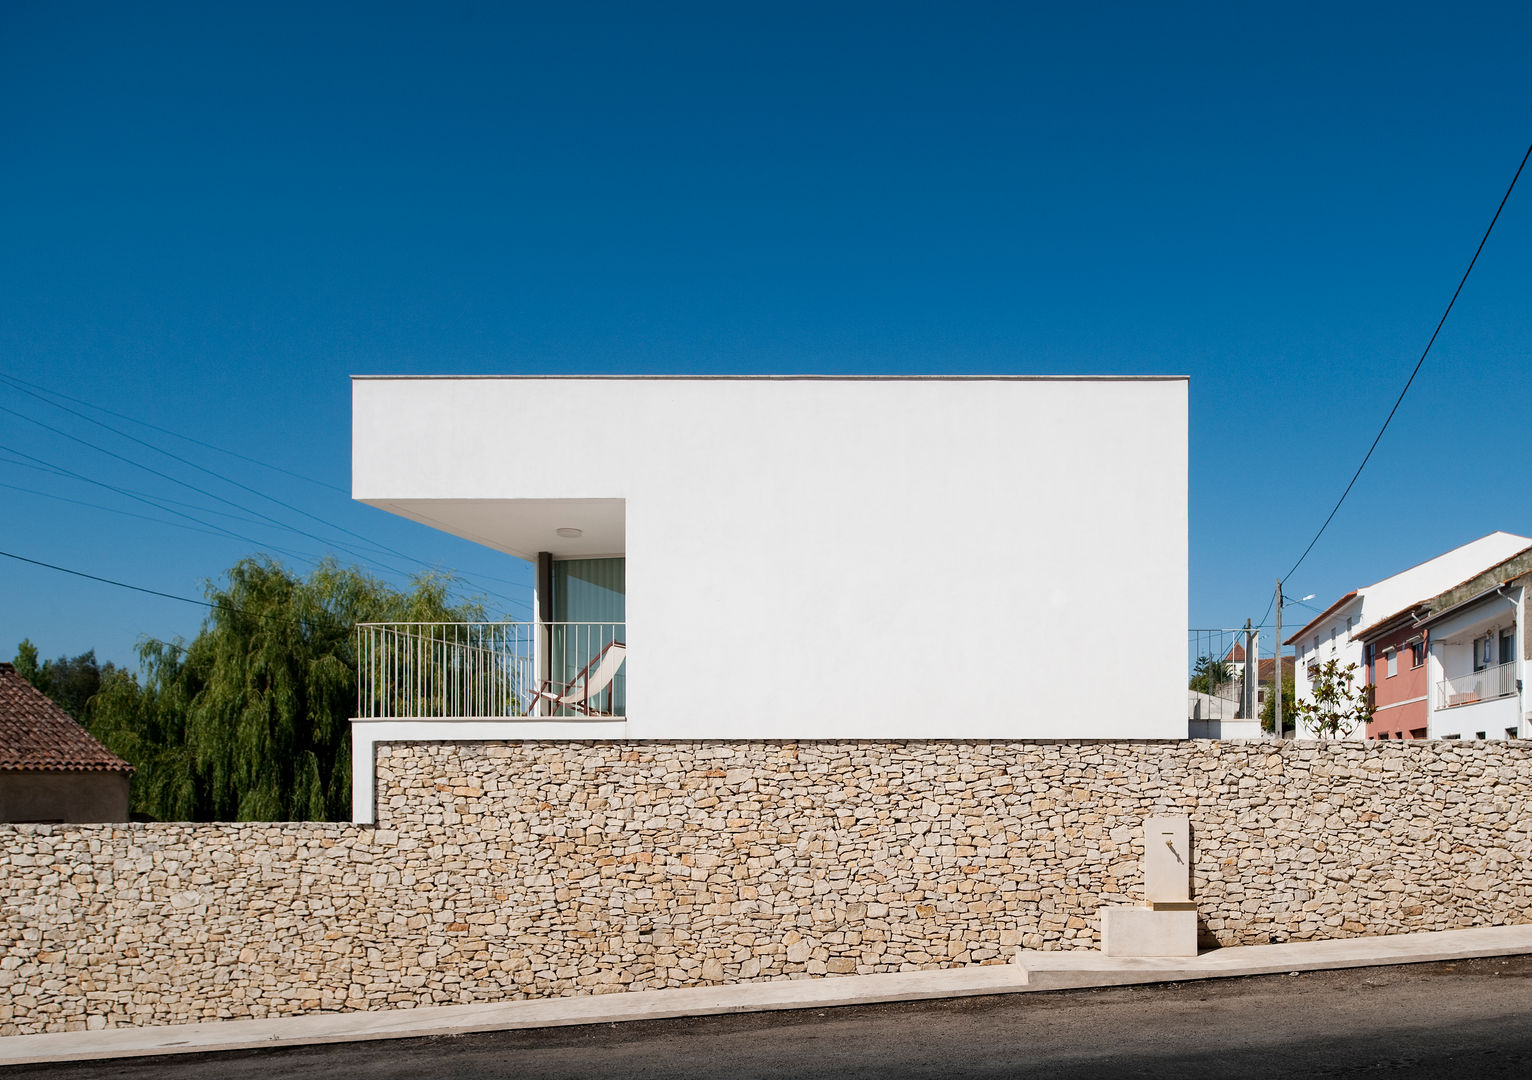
[0, 662, 134, 773]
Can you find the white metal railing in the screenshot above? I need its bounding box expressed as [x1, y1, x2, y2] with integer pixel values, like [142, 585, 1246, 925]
[1437, 660, 1518, 711]
[355, 621, 626, 720]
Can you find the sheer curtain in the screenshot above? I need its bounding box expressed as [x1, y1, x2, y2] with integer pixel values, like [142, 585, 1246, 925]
[551, 557, 626, 714]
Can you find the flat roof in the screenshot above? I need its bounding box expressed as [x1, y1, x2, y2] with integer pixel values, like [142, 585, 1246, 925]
[351, 373, 1189, 382]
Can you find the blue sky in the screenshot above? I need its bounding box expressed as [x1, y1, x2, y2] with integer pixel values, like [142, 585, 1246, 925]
[2, 1, 1530, 670]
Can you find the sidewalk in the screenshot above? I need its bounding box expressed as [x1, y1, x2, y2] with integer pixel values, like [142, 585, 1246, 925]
[5, 924, 1532, 1067]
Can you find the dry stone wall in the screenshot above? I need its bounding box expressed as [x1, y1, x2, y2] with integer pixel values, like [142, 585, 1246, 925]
[4, 739, 1532, 1035]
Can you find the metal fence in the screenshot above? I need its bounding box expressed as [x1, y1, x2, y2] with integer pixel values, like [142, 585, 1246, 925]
[356, 622, 535, 719]
[1188, 627, 1261, 729]
[542, 621, 626, 718]
[355, 621, 628, 720]
[1437, 660, 1518, 711]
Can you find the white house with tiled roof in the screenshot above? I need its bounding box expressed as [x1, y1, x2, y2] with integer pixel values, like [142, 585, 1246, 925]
[1284, 532, 1532, 737]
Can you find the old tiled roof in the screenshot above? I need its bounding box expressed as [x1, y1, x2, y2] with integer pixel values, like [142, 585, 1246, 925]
[0, 662, 133, 773]
[1219, 645, 1295, 681]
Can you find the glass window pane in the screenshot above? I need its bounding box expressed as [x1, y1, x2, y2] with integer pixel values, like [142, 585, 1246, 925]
[550, 558, 625, 715]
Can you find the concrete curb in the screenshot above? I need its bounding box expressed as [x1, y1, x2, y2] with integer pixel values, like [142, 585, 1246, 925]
[5, 924, 1532, 1067]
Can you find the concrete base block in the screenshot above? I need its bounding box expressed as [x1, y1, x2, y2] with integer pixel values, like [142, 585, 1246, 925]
[1100, 906, 1198, 957]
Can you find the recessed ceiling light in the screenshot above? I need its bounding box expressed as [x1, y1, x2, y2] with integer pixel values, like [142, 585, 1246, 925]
[555, 527, 583, 539]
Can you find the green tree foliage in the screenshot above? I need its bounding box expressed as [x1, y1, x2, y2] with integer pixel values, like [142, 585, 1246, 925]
[80, 557, 483, 822]
[13, 639, 41, 684]
[1291, 659, 1374, 739]
[11, 639, 118, 722]
[1188, 655, 1232, 695]
[1260, 672, 1296, 736]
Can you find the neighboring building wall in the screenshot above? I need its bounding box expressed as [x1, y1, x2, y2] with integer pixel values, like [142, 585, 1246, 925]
[352, 376, 1188, 741]
[1427, 583, 1526, 741]
[1289, 533, 1532, 724]
[1292, 599, 1362, 714]
[8, 739, 1532, 1036]
[1366, 625, 1429, 740]
[0, 771, 129, 823]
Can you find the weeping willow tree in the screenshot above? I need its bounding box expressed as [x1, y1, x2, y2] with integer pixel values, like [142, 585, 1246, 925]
[86, 557, 484, 822]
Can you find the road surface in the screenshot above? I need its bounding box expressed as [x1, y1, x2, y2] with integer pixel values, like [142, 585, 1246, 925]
[11, 954, 1532, 1079]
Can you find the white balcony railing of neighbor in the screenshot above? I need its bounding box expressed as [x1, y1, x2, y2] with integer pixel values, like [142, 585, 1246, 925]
[355, 622, 625, 719]
[1437, 660, 1519, 711]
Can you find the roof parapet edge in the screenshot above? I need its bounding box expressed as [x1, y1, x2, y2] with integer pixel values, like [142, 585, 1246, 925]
[349, 373, 1189, 382]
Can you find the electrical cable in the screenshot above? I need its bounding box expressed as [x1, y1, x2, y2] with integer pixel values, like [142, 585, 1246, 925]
[3, 452, 324, 533]
[0, 369, 348, 494]
[0, 387, 533, 607]
[1255, 139, 1532, 635]
[1, 549, 389, 633]
[0, 547, 281, 619]
[0, 408, 527, 607]
[3, 379, 460, 565]
[0, 442, 374, 572]
[2, 443, 529, 619]
[1281, 140, 1532, 584]
[0, 480, 272, 543]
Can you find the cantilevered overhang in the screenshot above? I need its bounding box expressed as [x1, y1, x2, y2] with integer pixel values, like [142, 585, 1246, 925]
[357, 497, 624, 562]
[353, 375, 627, 561]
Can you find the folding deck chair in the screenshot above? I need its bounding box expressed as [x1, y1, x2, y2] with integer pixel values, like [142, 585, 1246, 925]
[528, 640, 627, 716]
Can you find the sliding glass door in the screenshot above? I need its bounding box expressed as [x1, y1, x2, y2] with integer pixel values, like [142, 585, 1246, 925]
[549, 557, 625, 715]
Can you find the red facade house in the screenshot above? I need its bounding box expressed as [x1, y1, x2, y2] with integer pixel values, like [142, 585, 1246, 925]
[1355, 609, 1429, 740]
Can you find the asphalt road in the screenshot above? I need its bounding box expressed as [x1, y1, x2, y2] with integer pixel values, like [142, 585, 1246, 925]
[13, 955, 1532, 1079]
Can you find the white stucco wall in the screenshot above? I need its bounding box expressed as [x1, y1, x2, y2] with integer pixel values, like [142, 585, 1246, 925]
[353, 376, 1188, 741]
[1424, 585, 1527, 741]
[1291, 598, 1364, 713]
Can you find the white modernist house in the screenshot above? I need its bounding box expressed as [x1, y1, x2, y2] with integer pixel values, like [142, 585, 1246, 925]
[350, 375, 1188, 821]
[1419, 545, 1532, 741]
[1285, 531, 1532, 737]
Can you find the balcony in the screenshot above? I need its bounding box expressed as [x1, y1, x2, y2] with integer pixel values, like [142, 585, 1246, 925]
[1436, 661, 1518, 711]
[356, 621, 626, 720]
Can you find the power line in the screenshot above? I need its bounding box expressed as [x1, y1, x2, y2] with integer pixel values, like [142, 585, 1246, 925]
[0, 547, 512, 633]
[0, 403, 424, 577]
[2, 380, 442, 563]
[0, 547, 255, 614]
[0, 480, 270, 544]
[1254, 139, 1532, 637]
[0, 369, 348, 494]
[2, 549, 390, 634]
[0, 442, 345, 569]
[0, 406, 533, 609]
[1281, 140, 1532, 584]
[0, 383, 533, 609]
[4, 441, 530, 619]
[3, 451, 311, 532]
[3, 450, 387, 539]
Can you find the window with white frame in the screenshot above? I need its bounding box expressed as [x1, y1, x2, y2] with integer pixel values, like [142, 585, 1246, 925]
[1385, 648, 1397, 678]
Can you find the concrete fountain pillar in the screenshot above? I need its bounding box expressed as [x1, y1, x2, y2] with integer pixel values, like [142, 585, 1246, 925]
[1100, 816, 1198, 957]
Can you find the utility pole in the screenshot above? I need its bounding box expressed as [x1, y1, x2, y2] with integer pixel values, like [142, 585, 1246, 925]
[1243, 618, 1256, 720]
[1274, 579, 1283, 740]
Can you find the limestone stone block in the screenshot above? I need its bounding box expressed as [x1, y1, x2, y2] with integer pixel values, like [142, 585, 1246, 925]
[1100, 906, 1197, 957]
[1144, 816, 1190, 903]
